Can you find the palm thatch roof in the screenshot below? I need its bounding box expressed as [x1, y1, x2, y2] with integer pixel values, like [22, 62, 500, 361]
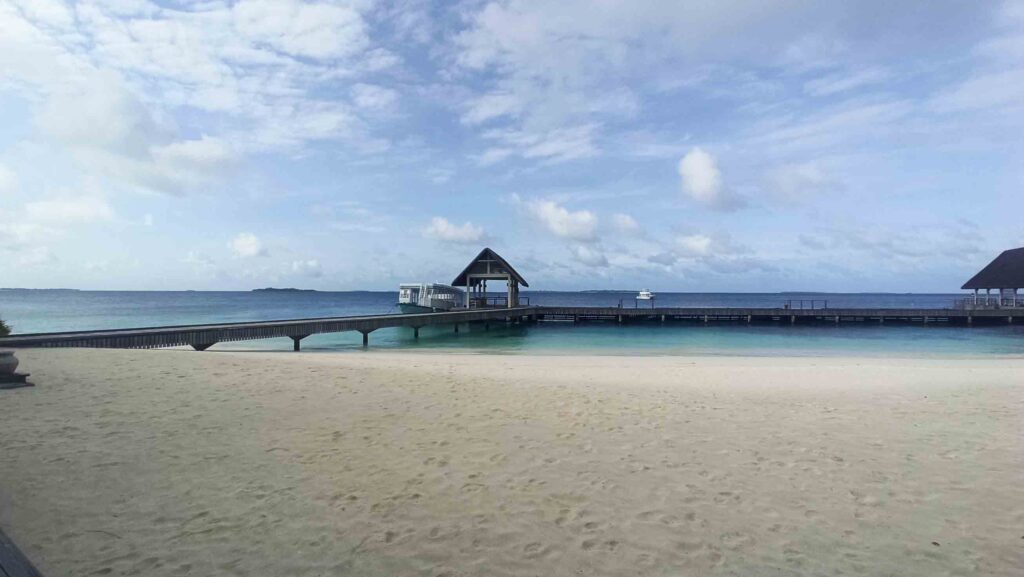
[962, 247, 1024, 289]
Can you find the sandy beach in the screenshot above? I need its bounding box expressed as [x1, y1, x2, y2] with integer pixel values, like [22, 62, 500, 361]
[1, 348, 1022, 576]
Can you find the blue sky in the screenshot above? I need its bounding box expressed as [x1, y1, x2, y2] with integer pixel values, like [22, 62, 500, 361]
[1, 0, 1022, 292]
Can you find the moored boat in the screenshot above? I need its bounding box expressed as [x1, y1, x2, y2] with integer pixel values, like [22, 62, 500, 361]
[398, 283, 465, 313]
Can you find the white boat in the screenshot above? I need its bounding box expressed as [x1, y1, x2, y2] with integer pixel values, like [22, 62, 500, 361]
[636, 289, 655, 300]
[398, 283, 465, 313]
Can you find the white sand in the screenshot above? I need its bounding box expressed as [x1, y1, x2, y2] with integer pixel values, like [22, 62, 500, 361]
[1, 349, 1022, 576]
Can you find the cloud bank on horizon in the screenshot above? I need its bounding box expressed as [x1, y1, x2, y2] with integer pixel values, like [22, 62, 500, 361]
[0, 0, 1022, 291]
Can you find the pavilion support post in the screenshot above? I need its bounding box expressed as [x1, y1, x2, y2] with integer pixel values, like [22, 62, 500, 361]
[986, 288, 991, 306]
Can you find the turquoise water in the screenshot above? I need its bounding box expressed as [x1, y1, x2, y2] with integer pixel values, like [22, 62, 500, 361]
[2, 289, 1022, 357]
[218, 321, 1024, 358]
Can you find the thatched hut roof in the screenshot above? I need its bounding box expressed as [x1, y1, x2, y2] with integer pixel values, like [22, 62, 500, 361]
[962, 247, 1024, 290]
[452, 248, 529, 288]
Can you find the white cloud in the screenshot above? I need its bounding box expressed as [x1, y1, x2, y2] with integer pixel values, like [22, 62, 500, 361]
[13, 246, 57, 267]
[803, 67, 890, 96]
[423, 217, 486, 244]
[480, 125, 599, 165]
[679, 147, 727, 206]
[427, 168, 454, 184]
[675, 234, 714, 257]
[766, 161, 837, 200]
[570, 244, 609, 267]
[351, 83, 399, 110]
[24, 197, 115, 225]
[230, 232, 268, 257]
[0, 164, 17, 195]
[524, 199, 599, 242]
[462, 92, 523, 125]
[611, 213, 640, 234]
[291, 259, 323, 277]
[232, 0, 369, 60]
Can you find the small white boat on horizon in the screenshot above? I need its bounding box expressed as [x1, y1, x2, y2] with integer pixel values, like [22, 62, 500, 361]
[636, 289, 655, 301]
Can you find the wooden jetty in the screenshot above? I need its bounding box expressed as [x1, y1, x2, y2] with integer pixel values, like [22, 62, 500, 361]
[0, 307, 539, 351]
[0, 306, 1021, 351]
[537, 306, 1024, 325]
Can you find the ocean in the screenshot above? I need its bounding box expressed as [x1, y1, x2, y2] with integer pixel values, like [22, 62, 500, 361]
[2, 290, 1022, 357]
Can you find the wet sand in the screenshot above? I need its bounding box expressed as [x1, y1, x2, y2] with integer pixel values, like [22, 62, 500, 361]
[1, 349, 1022, 576]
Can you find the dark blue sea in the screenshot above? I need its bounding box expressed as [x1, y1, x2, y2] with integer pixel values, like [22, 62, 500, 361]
[2, 290, 1022, 357]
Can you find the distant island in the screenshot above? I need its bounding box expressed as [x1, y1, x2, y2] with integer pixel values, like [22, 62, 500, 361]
[252, 288, 317, 293]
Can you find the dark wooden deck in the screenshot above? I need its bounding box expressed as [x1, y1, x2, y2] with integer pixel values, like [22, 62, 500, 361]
[0, 306, 1020, 351]
[0, 307, 539, 350]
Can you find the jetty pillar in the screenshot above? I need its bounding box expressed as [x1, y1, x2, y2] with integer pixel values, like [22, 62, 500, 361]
[834, 315, 840, 325]
[790, 315, 795, 325]
[967, 315, 973, 326]
[360, 331, 371, 347]
[454, 324, 459, 334]
[413, 327, 420, 339]
[746, 315, 752, 324]
[703, 315, 708, 324]
[291, 334, 309, 351]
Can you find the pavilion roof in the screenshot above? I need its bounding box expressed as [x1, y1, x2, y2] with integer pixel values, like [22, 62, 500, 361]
[962, 247, 1024, 289]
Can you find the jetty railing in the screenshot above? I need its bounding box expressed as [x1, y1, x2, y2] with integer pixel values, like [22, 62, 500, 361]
[783, 299, 827, 310]
[954, 297, 1019, 310]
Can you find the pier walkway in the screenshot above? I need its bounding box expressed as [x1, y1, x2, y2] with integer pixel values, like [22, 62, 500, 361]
[0, 307, 539, 351]
[538, 306, 1024, 325]
[1, 306, 1021, 351]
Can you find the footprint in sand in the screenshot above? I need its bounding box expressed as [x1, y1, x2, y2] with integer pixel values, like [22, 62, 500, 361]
[720, 531, 755, 550]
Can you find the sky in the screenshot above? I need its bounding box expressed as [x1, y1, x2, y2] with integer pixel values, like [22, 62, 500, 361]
[0, 0, 1022, 292]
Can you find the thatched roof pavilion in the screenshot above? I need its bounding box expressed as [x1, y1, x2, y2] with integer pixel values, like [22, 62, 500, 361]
[962, 247, 1023, 307]
[452, 248, 528, 308]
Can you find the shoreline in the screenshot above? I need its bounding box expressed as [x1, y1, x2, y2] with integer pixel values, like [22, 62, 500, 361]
[1, 349, 1022, 576]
